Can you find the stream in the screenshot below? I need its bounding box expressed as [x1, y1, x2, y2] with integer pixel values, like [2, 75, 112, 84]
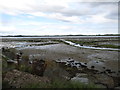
[61, 39, 120, 51]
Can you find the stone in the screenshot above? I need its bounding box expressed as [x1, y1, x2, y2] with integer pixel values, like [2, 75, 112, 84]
[32, 59, 47, 76]
[76, 73, 88, 77]
[3, 69, 50, 88]
[91, 66, 95, 69]
[114, 87, 120, 90]
[94, 74, 114, 88]
[71, 77, 89, 84]
[7, 60, 17, 64]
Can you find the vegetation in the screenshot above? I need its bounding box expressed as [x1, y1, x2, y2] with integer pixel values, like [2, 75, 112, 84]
[2, 80, 11, 88]
[67, 40, 119, 49]
[94, 44, 120, 49]
[2, 50, 101, 89]
[52, 39, 70, 45]
[23, 79, 99, 88]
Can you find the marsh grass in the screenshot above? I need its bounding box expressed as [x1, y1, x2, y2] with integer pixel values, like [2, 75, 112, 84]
[94, 44, 120, 49]
[31, 43, 58, 46]
[23, 78, 100, 88]
[19, 64, 32, 73]
[2, 80, 11, 88]
[67, 40, 98, 46]
[67, 40, 119, 49]
[52, 40, 70, 45]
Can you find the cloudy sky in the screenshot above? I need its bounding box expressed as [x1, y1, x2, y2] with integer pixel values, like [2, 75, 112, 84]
[0, 0, 119, 35]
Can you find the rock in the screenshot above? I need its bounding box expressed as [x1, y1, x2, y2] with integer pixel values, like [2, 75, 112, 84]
[74, 64, 81, 68]
[71, 77, 89, 84]
[3, 69, 50, 88]
[91, 66, 95, 69]
[44, 63, 71, 80]
[94, 74, 114, 88]
[78, 62, 87, 68]
[32, 59, 47, 76]
[112, 76, 120, 87]
[55, 59, 62, 63]
[7, 60, 17, 64]
[102, 67, 106, 69]
[76, 73, 88, 77]
[114, 87, 120, 90]
[105, 69, 112, 73]
[67, 59, 74, 62]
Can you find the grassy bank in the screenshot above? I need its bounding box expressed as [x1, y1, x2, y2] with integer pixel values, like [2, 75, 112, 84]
[67, 40, 119, 49]
[94, 44, 120, 49]
[23, 79, 99, 88]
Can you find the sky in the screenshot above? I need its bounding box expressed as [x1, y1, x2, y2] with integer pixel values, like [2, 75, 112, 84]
[0, 0, 119, 35]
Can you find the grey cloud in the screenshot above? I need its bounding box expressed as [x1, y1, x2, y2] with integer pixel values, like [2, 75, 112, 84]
[0, 31, 13, 34]
[105, 12, 118, 19]
[29, 4, 65, 13]
[14, 2, 118, 21]
[60, 10, 86, 16]
[59, 19, 71, 22]
[89, 2, 117, 7]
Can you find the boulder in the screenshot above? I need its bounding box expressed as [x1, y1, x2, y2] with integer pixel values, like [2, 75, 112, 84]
[94, 74, 114, 88]
[32, 59, 47, 76]
[3, 69, 50, 88]
[71, 77, 89, 84]
[114, 87, 120, 90]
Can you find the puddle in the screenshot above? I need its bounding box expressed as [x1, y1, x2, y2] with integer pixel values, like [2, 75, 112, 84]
[1, 41, 57, 50]
[17, 44, 59, 50]
[87, 60, 105, 72]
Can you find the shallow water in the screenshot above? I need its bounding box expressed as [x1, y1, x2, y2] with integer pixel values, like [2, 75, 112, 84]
[0, 41, 57, 49]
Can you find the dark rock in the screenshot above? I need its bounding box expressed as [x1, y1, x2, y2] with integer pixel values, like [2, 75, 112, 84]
[96, 61, 99, 63]
[103, 67, 106, 69]
[91, 66, 95, 69]
[61, 62, 66, 65]
[114, 87, 120, 90]
[81, 65, 87, 68]
[99, 71, 106, 74]
[32, 59, 47, 76]
[2, 47, 5, 52]
[94, 74, 114, 88]
[29, 61, 32, 64]
[72, 66, 77, 69]
[74, 62, 81, 65]
[106, 69, 112, 73]
[19, 52, 23, 55]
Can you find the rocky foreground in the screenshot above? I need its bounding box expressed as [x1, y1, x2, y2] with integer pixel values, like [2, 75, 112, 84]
[3, 69, 49, 88]
[2, 37, 120, 89]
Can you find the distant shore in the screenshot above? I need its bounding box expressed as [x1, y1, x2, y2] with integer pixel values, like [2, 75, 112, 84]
[1, 34, 120, 37]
